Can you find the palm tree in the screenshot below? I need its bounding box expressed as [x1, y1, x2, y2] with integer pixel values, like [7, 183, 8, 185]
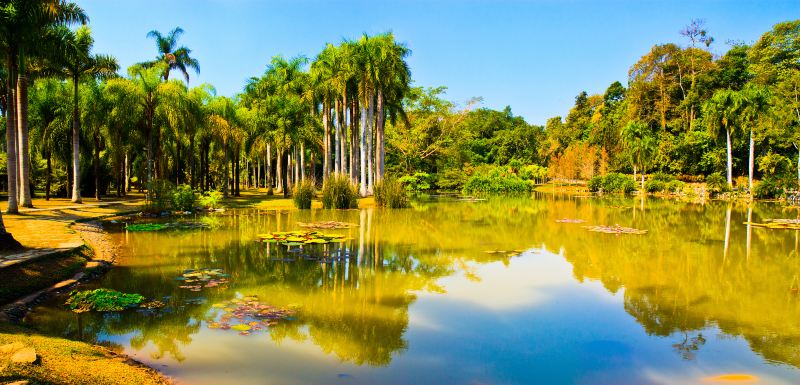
[372, 32, 411, 183]
[0, 0, 87, 210]
[703, 89, 741, 189]
[53, 25, 118, 203]
[738, 84, 771, 192]
[29, 78, 70, 200]
[621, 121, 656, 191]
[145, 27, 200, 82]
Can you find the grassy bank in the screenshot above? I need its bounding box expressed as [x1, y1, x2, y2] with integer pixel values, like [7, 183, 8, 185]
[0, 247, 92, 305]
[0, 324, 170, 385]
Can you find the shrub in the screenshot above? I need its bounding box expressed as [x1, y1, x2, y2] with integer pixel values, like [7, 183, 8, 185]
[463, 169, 532, 195]
[199, 190, 223, 209]
[706, 173, 729, 195]
[292, 179, 315, 209]
[172, 184, 197, 211]
[644, 179, 666, 193]
[375, 177, 410, 208]
[398, 172, 432, 192]
[753, 179, 784, 199]
[519, 165, 548, 183]
[587, 175, 603, 192]
[321, 174, 359, 209]
[143, 179, 175, 213]
[666, 180, 686, 193]
[436, 169, 468, 191]
[602, 173, 635, 194]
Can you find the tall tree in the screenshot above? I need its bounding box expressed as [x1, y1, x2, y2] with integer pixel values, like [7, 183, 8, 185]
[703, 89, 741, 188]
[144, 27, 200, 82]
[53, 25, 118, 202]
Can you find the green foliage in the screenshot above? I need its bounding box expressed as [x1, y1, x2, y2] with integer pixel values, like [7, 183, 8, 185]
[753, 178, 784, 199]
[519, 164, 548, 182]
[398, 172, 432, 192]
[199, 191, 223, 209]
[644, 173, 684, 193]
[143, 179, 175, 213]
[587, 176, 603, 192]
[462, 167, 532, 195]
[435, 169, 468, 191]
[589, 173, 635, 194]
[706, 173, 730, 194]
[645, 180, 667, 193]
[321, 175, 359, 209]
[172, 184, 197, 211]
[375, 178, 410, 208]
[292, 180, 315, 209]
[126, 223, 167, 232]
[66, 289, 144, 313]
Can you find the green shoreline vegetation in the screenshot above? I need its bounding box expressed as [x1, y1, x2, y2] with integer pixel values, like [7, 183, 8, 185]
[0, 0, 797, 383]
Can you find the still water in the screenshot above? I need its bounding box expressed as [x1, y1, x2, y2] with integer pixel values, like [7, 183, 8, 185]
[25, 195, 800, 384]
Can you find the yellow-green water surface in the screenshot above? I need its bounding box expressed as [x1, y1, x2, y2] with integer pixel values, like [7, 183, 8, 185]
[24, 195, 800, 384]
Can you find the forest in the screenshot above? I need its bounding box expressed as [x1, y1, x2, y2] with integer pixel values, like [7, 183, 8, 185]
[2, 1, 800, 218]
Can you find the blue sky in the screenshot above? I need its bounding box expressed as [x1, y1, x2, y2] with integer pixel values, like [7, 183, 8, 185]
[78, 0, 798, 126]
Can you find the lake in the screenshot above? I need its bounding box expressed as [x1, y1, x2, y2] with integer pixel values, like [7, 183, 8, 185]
[24, 195, 800, 384]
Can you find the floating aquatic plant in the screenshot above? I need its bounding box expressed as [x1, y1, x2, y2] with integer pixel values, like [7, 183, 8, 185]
[744, 219, 800, 230]
[207, 296, 297, 335]
[126, 222, 210, 232]
[555, 218, 585, 223]
[297, 221, 357, 229]
[66, 289, 145, 313]
[582, 224, 647, 235]
[176, 268, 230, 291]
[257, 230, 347, 245]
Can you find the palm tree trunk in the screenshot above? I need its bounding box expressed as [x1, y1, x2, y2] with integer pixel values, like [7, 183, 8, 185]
[342, 91, 348, 175]
[281, 148, 289, 198]
[334, 98, 341, 174]
[323, 99, 330, 179]
[93, 129, 101, 200]
[45, 150, 52, 200]
[189, 135, 195, 189]
[300, 143, 305, 181]
[366, 89, 374, 194]
[267, 143, 272, 190]
[223, 144, 229, 198]
[375, 88, 385, 182]
[726, 126, 733, 188]
[359, 100, 367, 196]
[124, 152, 130, 193]
[5, 48, 19, 214]
[71, 77, 82, 203]
[748, 128, 754, 193]
[16, 69, 32, 207]
[349, 98, 357, 183]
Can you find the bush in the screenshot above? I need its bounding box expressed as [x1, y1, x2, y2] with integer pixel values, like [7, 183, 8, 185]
[753, 178, 784, 199]
[587, 175, 603, 192]
[601, 173, 635, 194]
[199, 190, 223, 209]
[436, 169, 468, 191]
[321, 175, 359, 209]
[706, 173, 730, 195]
[463, 168, 532, 195]
[143, 179, 174, 213]
[172, 184, 197, 211]
[644, 179, 666, 193]
[292, 179, 315, 209]
[519, 165, 548, 183]
[375, 177, 410, 208]
[398, 172, 432, 192]
[666, 180, 686, 193]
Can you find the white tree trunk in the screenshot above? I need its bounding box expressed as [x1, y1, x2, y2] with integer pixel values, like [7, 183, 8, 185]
[748, 128, 754, 193]
[366, 90, 374, 194]
[5, 71, 18, 213]
[71, 79, 82, 203]
[726, 127, 733, 189]
[16, 73, 32, 207]
[359, 104, 367, 197]
[334, 99, 341, 174]
[300, 143, 305, 181]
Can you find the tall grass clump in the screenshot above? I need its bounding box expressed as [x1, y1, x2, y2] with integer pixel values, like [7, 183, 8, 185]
[375, 178, 410, 208]
[293, 179, 316, 209]
[321, 174, 359, 209]
[199, 190, 223, 209]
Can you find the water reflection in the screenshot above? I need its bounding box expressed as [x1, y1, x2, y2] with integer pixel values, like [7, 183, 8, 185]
[24, 196, 800, 384]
